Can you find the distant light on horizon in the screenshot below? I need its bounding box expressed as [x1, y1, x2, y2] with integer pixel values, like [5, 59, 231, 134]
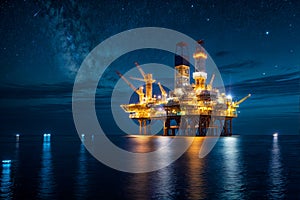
[273, 132, 278, 137]
[43, 133, 51, 143]
[2, 160, 11, 164]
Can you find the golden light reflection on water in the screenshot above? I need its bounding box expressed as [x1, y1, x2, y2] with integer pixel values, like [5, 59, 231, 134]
[186, 137, 206, 200]
[125, 136, 208, 199]
[127, 136, 153, 153]
[127, 135, 205, 153]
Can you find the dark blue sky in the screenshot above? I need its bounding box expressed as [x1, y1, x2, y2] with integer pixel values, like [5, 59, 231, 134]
[0, 0, 299, 135]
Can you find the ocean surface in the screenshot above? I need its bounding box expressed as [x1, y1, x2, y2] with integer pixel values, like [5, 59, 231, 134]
[0, 134, 299, 199]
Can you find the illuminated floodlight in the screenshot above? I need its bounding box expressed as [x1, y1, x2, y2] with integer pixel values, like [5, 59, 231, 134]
[273, 132, 278, 137]
[226, 94, 232, 100]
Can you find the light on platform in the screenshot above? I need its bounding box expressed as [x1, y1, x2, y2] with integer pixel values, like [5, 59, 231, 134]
[226, 95, 232, 100]
[273, 132, 278, 137]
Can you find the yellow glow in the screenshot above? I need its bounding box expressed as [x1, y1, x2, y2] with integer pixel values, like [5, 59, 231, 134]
[193, 52, 208, 59]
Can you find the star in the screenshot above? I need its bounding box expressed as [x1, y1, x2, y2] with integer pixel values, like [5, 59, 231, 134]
[191, 5, 194, 8]
[265, 31, 269, 35]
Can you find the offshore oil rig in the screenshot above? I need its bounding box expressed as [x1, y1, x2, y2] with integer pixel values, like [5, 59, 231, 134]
[117, 41, 250, 136]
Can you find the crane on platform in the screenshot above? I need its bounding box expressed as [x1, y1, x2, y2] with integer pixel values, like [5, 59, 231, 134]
[233, 94, 251, 107]
[129, 62, 155, 102]
[134, 62, 146, 78]
[157, 82, 167, 102]
[207, 74, 215, 90]
[116, 70, 144, 103]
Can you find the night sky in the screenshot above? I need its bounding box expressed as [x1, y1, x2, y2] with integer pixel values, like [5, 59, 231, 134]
[0, 0, 299, 135]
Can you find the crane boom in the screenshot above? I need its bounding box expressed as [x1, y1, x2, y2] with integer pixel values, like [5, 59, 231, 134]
[209, 74, 215, 86]
[135, 62, 146, 78]
[116, 71, 143, 96]
[157, 82, 167, 96]
[235, 94, 251, 105]
[130, 77, 145, 82]
[158, 82, 167, 101]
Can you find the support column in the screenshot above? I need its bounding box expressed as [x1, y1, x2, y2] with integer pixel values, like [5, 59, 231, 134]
[146, 119, 151, 135]
[143, 120, 146, 135]
[229, 118, 232, 136]
[224, 119, 227, 136]
[164, 118, 170, 136]
[138, 119, 142, 135]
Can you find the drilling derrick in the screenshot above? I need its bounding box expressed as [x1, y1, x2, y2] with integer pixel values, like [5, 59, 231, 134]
[193, 40, 208, 91]
[174, 42, 190, 92]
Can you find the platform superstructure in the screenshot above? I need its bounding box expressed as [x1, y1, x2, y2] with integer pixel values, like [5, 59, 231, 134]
[117, 41, 250, 136]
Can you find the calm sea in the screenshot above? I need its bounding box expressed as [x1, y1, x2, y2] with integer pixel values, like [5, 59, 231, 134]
[0, 134, 299, 199]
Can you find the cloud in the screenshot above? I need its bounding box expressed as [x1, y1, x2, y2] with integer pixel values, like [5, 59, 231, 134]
[0, 82, 73, 99]
[214, 50, 231, 57]
[0, 80, 115, 115]
[226, 71, 300, 97]
[219, 60, 260, 74]
[241, 103, 298, 111]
